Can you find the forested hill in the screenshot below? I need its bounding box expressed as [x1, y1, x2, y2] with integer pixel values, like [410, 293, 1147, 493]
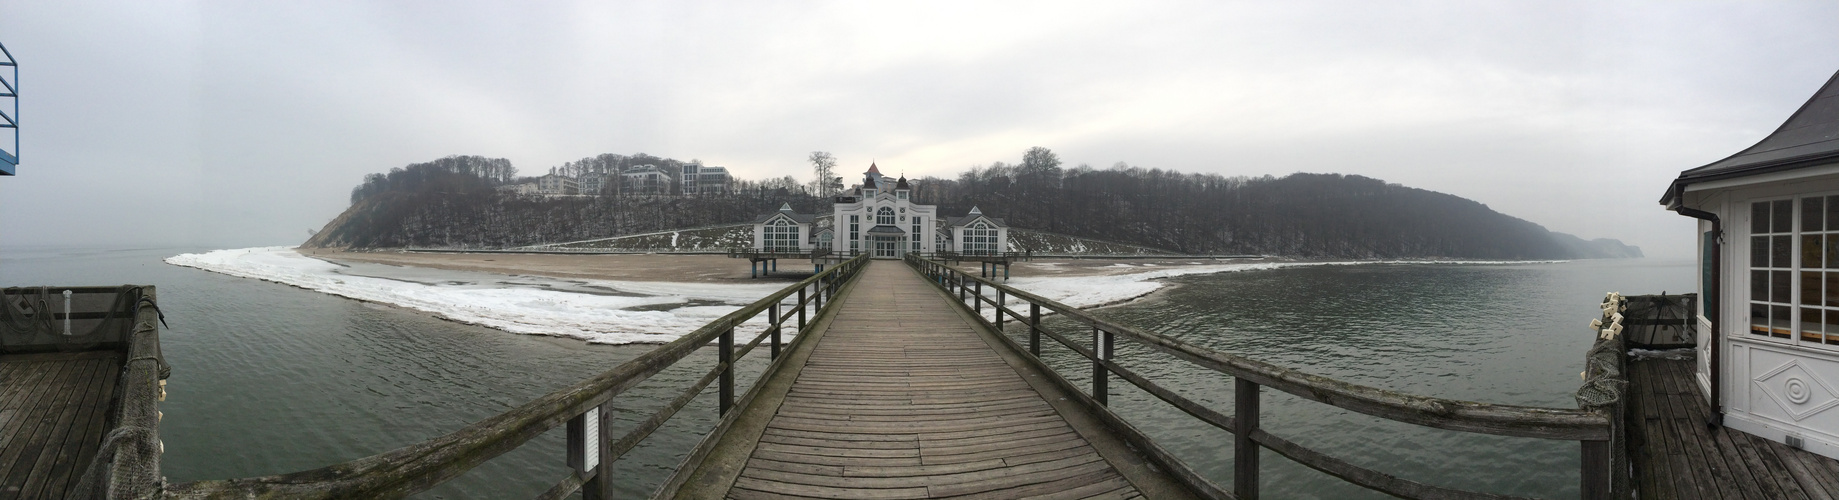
[910, 169, 1641, 259]
[303, 155, 1640, 259]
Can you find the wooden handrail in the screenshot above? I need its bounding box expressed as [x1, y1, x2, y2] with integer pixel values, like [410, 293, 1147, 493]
[165, 254, 871, 500]
[905, 254, 1612, 500]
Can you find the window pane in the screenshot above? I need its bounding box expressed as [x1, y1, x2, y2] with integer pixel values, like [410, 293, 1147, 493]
[1804, 308, 1824, 342]
[1829, 272, 1839, 308]
[1752, 303, 1770, 335]
[1753, 271, 1769, 302]
[1754, 202, 1771, 234]
[1807, 235, 1825, 268]
[1805, 272, 1824, 306]
[1774, 270, 1793, 303]
[1830, 236, 1839, 269]
[1772, 305, 1793, 338]
[1754, 236, 1771, 267]
[1775, 200, 1794, 233]
[1829, 196, 1839, 231]
[1774, 235, 1793, 268]
[1808, 197, 1827, 232]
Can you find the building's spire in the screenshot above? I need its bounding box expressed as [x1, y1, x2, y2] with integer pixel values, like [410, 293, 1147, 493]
[866, 162, 881, 175]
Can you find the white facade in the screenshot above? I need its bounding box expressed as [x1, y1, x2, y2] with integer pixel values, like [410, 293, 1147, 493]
[1675, 168, 1839, 461]
[946, 207, 1010, 255]
[751, 203, 815, 253]
[537, 174, 577, 195]
[832, 164, 937, 259]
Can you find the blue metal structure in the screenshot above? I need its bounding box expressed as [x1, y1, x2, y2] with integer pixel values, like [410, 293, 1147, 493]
[0, 42, 15, 174]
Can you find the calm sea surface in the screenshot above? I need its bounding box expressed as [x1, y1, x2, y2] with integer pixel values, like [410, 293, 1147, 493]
[1, 246, 1692, 499]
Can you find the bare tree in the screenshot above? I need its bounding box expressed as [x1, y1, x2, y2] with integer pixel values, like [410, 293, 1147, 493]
[809, 151, 838, 197]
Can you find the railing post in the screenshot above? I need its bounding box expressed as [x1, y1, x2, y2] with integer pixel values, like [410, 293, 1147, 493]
[1235, 378, 1261, 500]
[1093, 326, 1109, 406]
[1582, 440, 1609, 500]
[568, 405, 607, 499]
[996, 289, 1006, 330]
[974, 280, 983, 319]
[719, 322, 734, 415]
[814, 280, 823, 311]
[592, 402, 612, 499]
[769, 301, 781, 360]
[797, 288, 807, 333]
[1030, 303, 1041, 356]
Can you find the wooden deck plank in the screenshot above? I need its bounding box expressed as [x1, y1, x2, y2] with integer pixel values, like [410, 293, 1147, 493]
[720, 261, 1143, 498]
[1627, 358, 1839, 500]
[0, 352, 123, 500]
[0, 355, 84, 500]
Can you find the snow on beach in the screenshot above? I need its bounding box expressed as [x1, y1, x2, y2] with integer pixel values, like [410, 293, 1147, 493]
[166, 247, 786, 344]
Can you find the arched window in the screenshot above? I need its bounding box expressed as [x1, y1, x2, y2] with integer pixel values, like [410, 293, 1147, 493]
[763, 218, 799, 251]
[964, 221, 997, 255]
[877, 207, 895, 225]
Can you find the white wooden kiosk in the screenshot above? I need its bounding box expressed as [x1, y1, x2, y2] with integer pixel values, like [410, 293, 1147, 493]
[1663, 67, 1839, 460]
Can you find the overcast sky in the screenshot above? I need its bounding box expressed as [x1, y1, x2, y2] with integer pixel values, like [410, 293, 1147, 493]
[2, 1, 1836, 259]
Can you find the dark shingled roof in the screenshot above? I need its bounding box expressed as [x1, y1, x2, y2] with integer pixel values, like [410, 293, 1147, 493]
[946, 215, 1007, 228]
[1663, 68, 1839, 207]
[865, 225, 906, 234]
[753, 204, 815, 224]
[896, 176, 910, 190]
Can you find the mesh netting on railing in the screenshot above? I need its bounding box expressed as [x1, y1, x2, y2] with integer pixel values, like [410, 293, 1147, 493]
[1, 286, 141, 353]
[1577, 292, 1631, 499]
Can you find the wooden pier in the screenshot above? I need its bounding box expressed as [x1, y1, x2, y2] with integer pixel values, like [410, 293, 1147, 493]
[1627, 357, 1839, 500]
[0, 286, 166, 500]
[668, 262, 1188, 498]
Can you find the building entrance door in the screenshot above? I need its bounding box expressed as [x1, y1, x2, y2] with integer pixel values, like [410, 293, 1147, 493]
[874, 238, 896, 258]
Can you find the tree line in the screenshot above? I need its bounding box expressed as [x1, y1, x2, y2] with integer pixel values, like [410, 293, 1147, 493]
[313, 149, 1639, 259]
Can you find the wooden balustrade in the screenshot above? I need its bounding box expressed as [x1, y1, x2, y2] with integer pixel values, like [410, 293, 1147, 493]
[904, 254, 1617, 500]
[164, 254, 872, 500]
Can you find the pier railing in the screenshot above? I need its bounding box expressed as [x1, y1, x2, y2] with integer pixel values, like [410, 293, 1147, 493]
[164, 253, 871, 500]
[906, 254, 1617, 500]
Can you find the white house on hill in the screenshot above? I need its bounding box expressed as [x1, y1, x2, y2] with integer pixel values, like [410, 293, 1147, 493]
[1662, 67, 1839, 460]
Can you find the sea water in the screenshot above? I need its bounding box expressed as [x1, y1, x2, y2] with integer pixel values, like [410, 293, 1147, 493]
[0, 246, 1691, 498]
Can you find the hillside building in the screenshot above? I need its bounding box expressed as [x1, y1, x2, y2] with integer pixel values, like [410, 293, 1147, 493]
[578, 172, 609, 195]
[537, 174, 577, 195]
[1662, 67, 1839, 460]
[683, 164, 733, 195]
[621, 165, 672, 195]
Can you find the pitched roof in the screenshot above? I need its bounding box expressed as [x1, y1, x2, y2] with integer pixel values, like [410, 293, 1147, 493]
[866, 162, 881, 176]
[753, 204, 815, 224]
[865, 225, 906, 234]
[896, 175, 910, 190]
[946, 214, 1006, 228]
[1663, 68, 1839, 206]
